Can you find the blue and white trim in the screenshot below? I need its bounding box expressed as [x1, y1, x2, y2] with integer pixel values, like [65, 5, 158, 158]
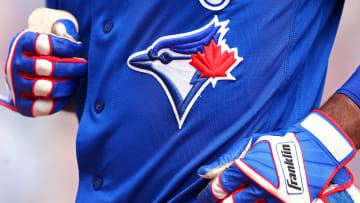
[199, 0, 231, 11]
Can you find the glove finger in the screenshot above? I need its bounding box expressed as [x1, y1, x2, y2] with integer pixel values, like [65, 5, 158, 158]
[198, 158, 235, 180]
[15, 54, 87, 78]
[198, 164, 251, 202]
[52, 19, 80, 41]
[16, 97, 70, 117]
[198, 136, 254, 179]
[50, 57, 87, 78]
[20, 31, 82, 57]
[197, 176, 226, 203]
[49, 33, 83, 58]
[14, 74, 78, 98]
[222, 184, 275, 203]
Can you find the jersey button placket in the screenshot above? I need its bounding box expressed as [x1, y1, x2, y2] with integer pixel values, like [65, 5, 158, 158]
[103, 20, 114, 33]
[93, 176, 103, 190]
[94, 100, 105, 113]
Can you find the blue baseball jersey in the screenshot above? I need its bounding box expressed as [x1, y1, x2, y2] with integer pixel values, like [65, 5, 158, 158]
[47, 0, 344, 202]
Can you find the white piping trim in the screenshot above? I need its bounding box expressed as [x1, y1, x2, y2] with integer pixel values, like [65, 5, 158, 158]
[6, 30, 30, 107]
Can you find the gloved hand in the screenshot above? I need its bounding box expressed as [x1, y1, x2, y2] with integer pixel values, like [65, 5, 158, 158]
[197, 110, 356, 203]
[0, 18, 87, 117]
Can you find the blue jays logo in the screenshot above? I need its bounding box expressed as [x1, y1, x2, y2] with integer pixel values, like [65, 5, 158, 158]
[128, 16, 243, 129]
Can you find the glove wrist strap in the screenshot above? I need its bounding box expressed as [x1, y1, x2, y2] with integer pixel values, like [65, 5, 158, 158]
[300, 110, 356, 164]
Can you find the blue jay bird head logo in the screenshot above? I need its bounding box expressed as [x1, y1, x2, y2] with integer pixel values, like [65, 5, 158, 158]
[128, 16, 243, 129]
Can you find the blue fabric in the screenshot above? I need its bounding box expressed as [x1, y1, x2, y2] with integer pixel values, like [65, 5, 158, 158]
[336, 66, 360, 108]
[46, 0, 58, 9]
[46, 0, 345, 202]
[332, 168, 352, 186]
[327, 190, 355, 203]
[242, 141, 279, 188]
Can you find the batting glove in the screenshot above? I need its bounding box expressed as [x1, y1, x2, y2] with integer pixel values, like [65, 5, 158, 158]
[197, 110, 356, 203]
[0, 19, 87, 117]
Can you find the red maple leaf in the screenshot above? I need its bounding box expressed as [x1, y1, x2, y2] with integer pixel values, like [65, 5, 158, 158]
[189, 39, 237, 79]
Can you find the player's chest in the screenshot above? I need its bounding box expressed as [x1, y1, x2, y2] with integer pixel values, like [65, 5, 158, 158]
[83, 0, 300, 130]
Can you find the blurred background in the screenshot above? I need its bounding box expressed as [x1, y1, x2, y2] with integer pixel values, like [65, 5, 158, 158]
[0, 0, 359, 202]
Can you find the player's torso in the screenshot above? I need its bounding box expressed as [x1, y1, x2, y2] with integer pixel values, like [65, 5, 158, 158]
[50, 0, 343, 202]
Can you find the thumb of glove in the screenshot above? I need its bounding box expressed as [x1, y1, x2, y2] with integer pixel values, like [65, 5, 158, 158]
[51, 19, 80, 42]
[197, 136, 254, 179]
[331, 167, 353, 187]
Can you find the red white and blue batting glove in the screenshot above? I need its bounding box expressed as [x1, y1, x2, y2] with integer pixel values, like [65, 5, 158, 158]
[0, 19, 87, 117]
[197, 110, 356, 203]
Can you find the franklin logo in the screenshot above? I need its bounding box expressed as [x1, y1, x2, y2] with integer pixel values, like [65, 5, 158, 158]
[277, 143, 304, 194]
[128, 16, 243, 129]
